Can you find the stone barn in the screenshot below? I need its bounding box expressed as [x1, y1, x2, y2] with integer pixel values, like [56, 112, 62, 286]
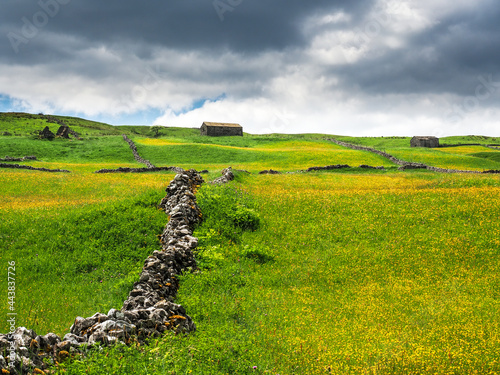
[410, 136, 439, 148]
[200, 122, 243, 137]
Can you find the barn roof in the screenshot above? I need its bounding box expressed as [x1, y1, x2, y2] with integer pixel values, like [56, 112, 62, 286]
[202, 122, 242, 128]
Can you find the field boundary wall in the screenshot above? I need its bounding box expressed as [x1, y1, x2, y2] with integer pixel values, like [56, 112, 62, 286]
[122, 134, 156, 169]
[326, 138, 500, 174]
[0, 168, 243, 374]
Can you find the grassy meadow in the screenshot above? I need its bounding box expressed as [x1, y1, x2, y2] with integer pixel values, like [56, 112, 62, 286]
[335, 135, 500, 172]
[1, 117, 500, 374]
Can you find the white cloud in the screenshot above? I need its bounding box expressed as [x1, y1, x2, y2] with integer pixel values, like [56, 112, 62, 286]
[1, 0, 500, 137]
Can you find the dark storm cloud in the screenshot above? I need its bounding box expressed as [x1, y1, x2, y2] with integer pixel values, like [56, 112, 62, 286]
[1, 0, 372, 63]
[333, 2, 500, 97]
[2, 0, 500, 135]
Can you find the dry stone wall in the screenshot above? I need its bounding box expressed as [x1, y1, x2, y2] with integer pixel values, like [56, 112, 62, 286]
[326, 138, 411, 166]
[257, 165, 385, 175]
[122, 134, 156, 169]
[439, 143, 500, 149]
[327, 138, 500, 174]
[0, 169, 205, 374]
[0, 163, 70, 173]
[95, 166, 185, 174]
[259, 169, 281, 174]
[209, 167, 235, 184]
[0, 156, 37, 162]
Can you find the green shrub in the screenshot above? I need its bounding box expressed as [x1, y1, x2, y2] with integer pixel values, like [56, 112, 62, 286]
[193, 184, 261, 269]
[239, 245, 274, 264]
[195, 184, 260, 246]
[229, 206, 260, 231]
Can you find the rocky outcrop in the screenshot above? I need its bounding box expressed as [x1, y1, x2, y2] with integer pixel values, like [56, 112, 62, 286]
[39, 126, 55, 140]
[56, 126, 70, 139]
[0, 163, 70, 173]
[122, 135, 156, 168]
[0, 170, 204, 374]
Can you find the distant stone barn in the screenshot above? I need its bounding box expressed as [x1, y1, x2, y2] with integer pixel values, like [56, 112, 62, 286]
[410, 136, 439, 148]
[200, 122, 243, 137]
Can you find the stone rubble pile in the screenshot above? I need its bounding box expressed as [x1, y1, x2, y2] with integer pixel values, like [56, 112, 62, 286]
[56, 126, 70, 139]
[122, 134, 156, 169]
[38, 126, 55, 140]
[210, 167, 235, 184]
[0, 169, 205, 374]
[67, 128, 82, 140]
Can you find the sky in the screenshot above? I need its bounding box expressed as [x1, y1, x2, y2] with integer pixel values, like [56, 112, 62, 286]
[1, 0, 500, 136]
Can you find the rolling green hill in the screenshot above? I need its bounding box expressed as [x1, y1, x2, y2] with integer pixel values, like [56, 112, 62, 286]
[1, 113, 500, 374]
[0, 112, 120, 136]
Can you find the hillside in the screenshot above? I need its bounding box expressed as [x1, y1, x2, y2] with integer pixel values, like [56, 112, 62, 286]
[1, 114, 500, 374]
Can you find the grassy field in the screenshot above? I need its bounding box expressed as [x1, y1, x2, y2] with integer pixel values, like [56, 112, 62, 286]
[389, 147, 500, 171]
[335, 135, 500, 172]
[1, 116, 500, 374]
[133, 137, 394, 172]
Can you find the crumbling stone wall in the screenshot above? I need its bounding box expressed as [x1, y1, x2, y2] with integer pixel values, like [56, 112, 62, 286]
[0, 156, 37, 162]
[67, 128, 81, 140]
[326, 138, 410, 166]
[0, 163, 70, 173]
[0, 169, 204, 374]
[39, 126, 55, 140]
[210, 167, 235, 184]
[56, 126, 70, 139]
[122, 134, 156, 169]
[95, 166, 184, 174]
